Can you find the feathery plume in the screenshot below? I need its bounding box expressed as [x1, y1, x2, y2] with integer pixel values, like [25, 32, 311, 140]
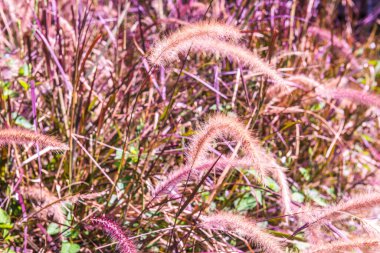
[267, 75, 323, 99]
[149, 30, 291, 90]
[306, 238, 380, 253]
[186, 114, 291, 213]
[273, 167, 292, 215]
[0, 128, 68, 150]
[288, 75, 323, 90]
[90, 217, 137, 253]
[153, 158, 254, 198]
[301, 192, 380, 229]
[149, 20, 242, 65]
[316, 87, 380, 109]
[187, 114, 274, 174]
[200, 212, 284, 253]
[20, 186, 65, 224]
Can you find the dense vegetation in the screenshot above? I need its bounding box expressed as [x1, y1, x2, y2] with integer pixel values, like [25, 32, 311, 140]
[0, 0, 379, 252]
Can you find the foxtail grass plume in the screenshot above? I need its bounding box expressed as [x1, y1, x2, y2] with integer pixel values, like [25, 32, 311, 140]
[187, 114, 274, 173]
[316, 87, 380, 109]
[90, 217, 137, 253]
[303, 192, 380, 224]
[149, 23, 291, 91]
[306, 238, 380, 253]
[200, 212, 284, 253]
[288, 75, 380, 108]
[149, 20, 242, 66]
[186, 114, 291, 214]
[0, 128, 68, 150]
[153, 158, 254, 198]
[20, 186, 65, 224]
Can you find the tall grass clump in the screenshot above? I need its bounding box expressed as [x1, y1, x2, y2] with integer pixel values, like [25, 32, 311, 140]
[1, 1, 379, 252]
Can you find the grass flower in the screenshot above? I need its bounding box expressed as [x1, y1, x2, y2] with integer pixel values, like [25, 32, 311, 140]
[149, 23, 291, 90]
[0, 128, 68, 150]
[149, 20, 242, 66]
[306, 238, 380, 253]
[90, 217, 137, 253]
[200, 212, 284, 253]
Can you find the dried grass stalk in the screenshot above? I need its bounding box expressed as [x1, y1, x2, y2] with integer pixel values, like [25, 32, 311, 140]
[200, 212, 284, 253]
[90, 217, 137, 253]
[0, 128, 68, 150]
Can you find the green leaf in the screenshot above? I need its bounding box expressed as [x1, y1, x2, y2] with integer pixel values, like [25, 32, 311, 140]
[18, 64, 30, 77]
[17, 79, 30, 91]
[291, 192, 305, 203]
[47, 223, 60, 235]
[264, 177, 280, 192]
[306, 189, 328, 206]
[61, 242, 80, 253]
[115, 149, 128, 160]
[299, 167, 311, 181]
[0, 208, 11, 224]
[234, 193, 257, 211]
[2, 89, 18, 99]
[11, 112, 34, 130]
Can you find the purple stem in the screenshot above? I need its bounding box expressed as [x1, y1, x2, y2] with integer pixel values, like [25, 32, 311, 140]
[34, 29, 73, 92]
[214, 66, 220, 111]
[16, 189, 28, 252]
[37, 223, 57, 250]
[30, 81, 42, 182]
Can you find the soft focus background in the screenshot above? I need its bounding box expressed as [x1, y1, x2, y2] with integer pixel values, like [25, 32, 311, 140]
[0, 0, 379, 252]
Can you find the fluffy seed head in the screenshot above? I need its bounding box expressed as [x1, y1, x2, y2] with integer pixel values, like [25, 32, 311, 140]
[200, 212, 284, 253]
[300, 191, 380, 243]
[306, 238, 380, 253]
[316, 87, 380, 109]
[149, 20, 242, 66]
[152, 158, 254, 198]
[149, 23, 291, 90]
[0, 128, 69, 150]
[90, 217, 137, 253]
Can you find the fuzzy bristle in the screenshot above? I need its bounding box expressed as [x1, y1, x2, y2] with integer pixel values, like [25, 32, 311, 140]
[200, 212, 284, 253]
[149, 24, 291, 90]
[149, 20, 241, 66]
[90, 217, 137, 253]
[0, 128, 68, 150]
[185, 114, 291, 213]
[307, 238, 380, 253]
